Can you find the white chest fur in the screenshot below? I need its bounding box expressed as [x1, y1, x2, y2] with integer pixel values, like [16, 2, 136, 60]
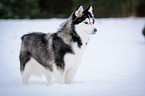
[64, 42, 86, 70]
[64, 33, 91, 71]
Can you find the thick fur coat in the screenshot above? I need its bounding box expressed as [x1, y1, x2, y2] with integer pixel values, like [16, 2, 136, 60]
[19, 5, 97, 84]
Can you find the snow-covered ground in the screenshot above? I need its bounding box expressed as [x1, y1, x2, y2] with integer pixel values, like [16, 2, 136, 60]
[0, 17, 145, 96]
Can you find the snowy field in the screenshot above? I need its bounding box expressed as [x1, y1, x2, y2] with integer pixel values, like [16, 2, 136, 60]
[0, 17, 145, 96]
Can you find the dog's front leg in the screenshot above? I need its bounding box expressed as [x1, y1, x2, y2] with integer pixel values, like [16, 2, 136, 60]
[54, 70, 65, 84]
[65, 67, 78, 84]
[54, 66, 65, 84]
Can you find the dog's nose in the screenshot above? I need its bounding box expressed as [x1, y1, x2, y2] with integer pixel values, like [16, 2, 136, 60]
[93, 28, 97, 33]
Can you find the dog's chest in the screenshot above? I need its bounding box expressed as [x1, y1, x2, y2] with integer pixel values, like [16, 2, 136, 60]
[64, 42, 86, 70]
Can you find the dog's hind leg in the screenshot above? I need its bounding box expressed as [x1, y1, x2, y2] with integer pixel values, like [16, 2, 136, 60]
[22, 60, 32, 84]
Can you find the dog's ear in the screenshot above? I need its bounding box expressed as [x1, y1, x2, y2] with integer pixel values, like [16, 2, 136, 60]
[88, 5, 94, 16]
[74, 5, 84, 17]
[88, 5, 93, 15]
[86, 5, 94, 17]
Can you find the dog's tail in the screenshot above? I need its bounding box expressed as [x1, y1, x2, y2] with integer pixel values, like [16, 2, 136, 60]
[19, 44, 31, 75]
[20, 34, 31, 74]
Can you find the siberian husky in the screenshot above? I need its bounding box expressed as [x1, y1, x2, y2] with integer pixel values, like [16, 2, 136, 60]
[19, 5, 97, 84]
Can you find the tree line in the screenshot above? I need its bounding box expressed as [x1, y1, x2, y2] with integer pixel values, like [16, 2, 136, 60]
[0, 0, 144, 19]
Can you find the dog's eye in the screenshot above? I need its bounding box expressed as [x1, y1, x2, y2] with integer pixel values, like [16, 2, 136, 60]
[84, 22, 89, 24]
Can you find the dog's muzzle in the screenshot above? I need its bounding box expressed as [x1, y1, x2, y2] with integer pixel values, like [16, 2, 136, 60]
[93, 28, 97, 34]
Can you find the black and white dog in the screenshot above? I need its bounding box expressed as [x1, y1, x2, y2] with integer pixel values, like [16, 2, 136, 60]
[19, 5, 97, 84]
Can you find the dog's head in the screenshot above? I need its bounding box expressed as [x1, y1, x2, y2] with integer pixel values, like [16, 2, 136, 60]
[72, 5, 97, 35]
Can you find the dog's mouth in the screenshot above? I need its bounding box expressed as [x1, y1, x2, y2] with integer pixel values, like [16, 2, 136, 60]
[85, 31, 96, 35]
[85, 29, 97, 35]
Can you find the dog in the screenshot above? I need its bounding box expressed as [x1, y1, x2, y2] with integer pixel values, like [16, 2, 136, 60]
[19, 5, 97, 84]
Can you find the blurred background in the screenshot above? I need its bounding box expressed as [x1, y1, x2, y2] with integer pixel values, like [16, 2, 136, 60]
[0, 0, 145, 95]
[0, 0, 145, 19]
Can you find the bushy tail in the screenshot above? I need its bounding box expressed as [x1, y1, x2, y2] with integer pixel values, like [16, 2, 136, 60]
[19, 51, 31, 74]
[19, 41, 31, 74]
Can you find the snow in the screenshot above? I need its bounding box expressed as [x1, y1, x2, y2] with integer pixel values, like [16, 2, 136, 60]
[0, 17, 145, 96]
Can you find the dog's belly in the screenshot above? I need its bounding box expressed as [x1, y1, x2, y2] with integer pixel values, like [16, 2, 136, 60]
[64, 43, 86, 70]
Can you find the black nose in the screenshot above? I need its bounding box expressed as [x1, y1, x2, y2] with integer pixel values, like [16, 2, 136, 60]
[94, 28, 97, 33]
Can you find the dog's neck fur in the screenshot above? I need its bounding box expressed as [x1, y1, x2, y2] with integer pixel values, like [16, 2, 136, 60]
[57, 17, 91, 48]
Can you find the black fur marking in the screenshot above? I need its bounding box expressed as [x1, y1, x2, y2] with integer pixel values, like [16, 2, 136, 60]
[71, 29, 82, 48]
[73, 12, 94, 24]
[20, 32, 53, 71]
[52, 33, 74, 70]
[21, 32, 47, 44]
[73, 5, 95, 25]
